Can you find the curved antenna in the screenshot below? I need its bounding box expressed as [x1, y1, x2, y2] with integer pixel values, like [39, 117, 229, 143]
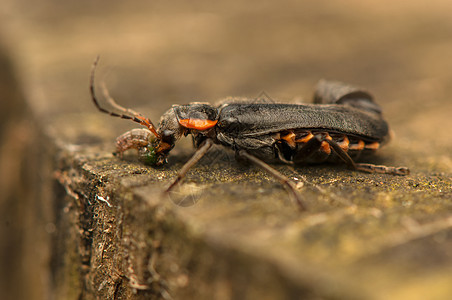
[90, 56, 160, 139]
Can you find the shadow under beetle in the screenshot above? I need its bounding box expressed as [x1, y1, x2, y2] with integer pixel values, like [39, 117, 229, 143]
[90, 58, 409, 210]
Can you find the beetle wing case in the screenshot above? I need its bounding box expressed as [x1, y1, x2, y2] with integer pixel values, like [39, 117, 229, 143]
[216, 103, 389, 142]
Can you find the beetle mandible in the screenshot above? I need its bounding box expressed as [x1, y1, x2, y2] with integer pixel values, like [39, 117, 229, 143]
[90, 58, 409, 210]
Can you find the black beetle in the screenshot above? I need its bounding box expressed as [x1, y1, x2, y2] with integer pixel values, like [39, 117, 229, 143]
[90, 58, 409, 210]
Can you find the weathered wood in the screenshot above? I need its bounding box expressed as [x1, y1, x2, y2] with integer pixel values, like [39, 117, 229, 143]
[1, 1, 452, 299]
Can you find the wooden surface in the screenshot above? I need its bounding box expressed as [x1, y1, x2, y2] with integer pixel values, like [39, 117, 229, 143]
[1, 1, 451, 299]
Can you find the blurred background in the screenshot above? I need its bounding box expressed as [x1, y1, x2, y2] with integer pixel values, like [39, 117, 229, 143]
[1, 0, 451, 299]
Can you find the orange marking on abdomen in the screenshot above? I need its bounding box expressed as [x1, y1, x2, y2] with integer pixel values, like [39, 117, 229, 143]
[179, 119, 218, 130]
[320, 141, 331, 155]
[349, 140, 365, 150]
[365, 142, 380, 150]
[338, 136, 349, 151]
[296, 132, 314, 143]
[281, 132, 296, 147]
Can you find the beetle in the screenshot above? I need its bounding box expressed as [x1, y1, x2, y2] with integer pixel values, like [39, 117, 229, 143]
[90, 58, 409, 210]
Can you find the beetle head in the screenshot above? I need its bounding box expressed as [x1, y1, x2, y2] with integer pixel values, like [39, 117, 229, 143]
[140, 108, 184, 166]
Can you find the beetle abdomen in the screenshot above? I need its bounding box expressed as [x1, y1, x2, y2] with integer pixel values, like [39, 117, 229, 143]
[274, 130, 381, 164]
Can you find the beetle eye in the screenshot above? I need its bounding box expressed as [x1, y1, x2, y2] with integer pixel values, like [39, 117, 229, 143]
[161, 130, 175, 143]
[138, 145, 158, 165]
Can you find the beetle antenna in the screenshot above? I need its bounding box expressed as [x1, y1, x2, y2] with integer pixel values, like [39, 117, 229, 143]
[90, 56, 160, 139]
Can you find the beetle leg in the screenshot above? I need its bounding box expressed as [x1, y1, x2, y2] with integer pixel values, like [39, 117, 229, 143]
[165, 139, 214, 193]
[324, 139, 410, 175]
[293, 134, 409, 175]
[291, 134, 324, 163]
[238, 150, 306, 211]
[351, 162, 409, 176]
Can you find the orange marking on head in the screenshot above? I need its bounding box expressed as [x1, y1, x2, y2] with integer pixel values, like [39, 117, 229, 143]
[320, 141, 331, 155]
[281, 132, 296, 147]
[349, 140, 365, 150]
[365, 142, 380, 150]
[296, 132, 314, 143]
[179, 119, 218, 130]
